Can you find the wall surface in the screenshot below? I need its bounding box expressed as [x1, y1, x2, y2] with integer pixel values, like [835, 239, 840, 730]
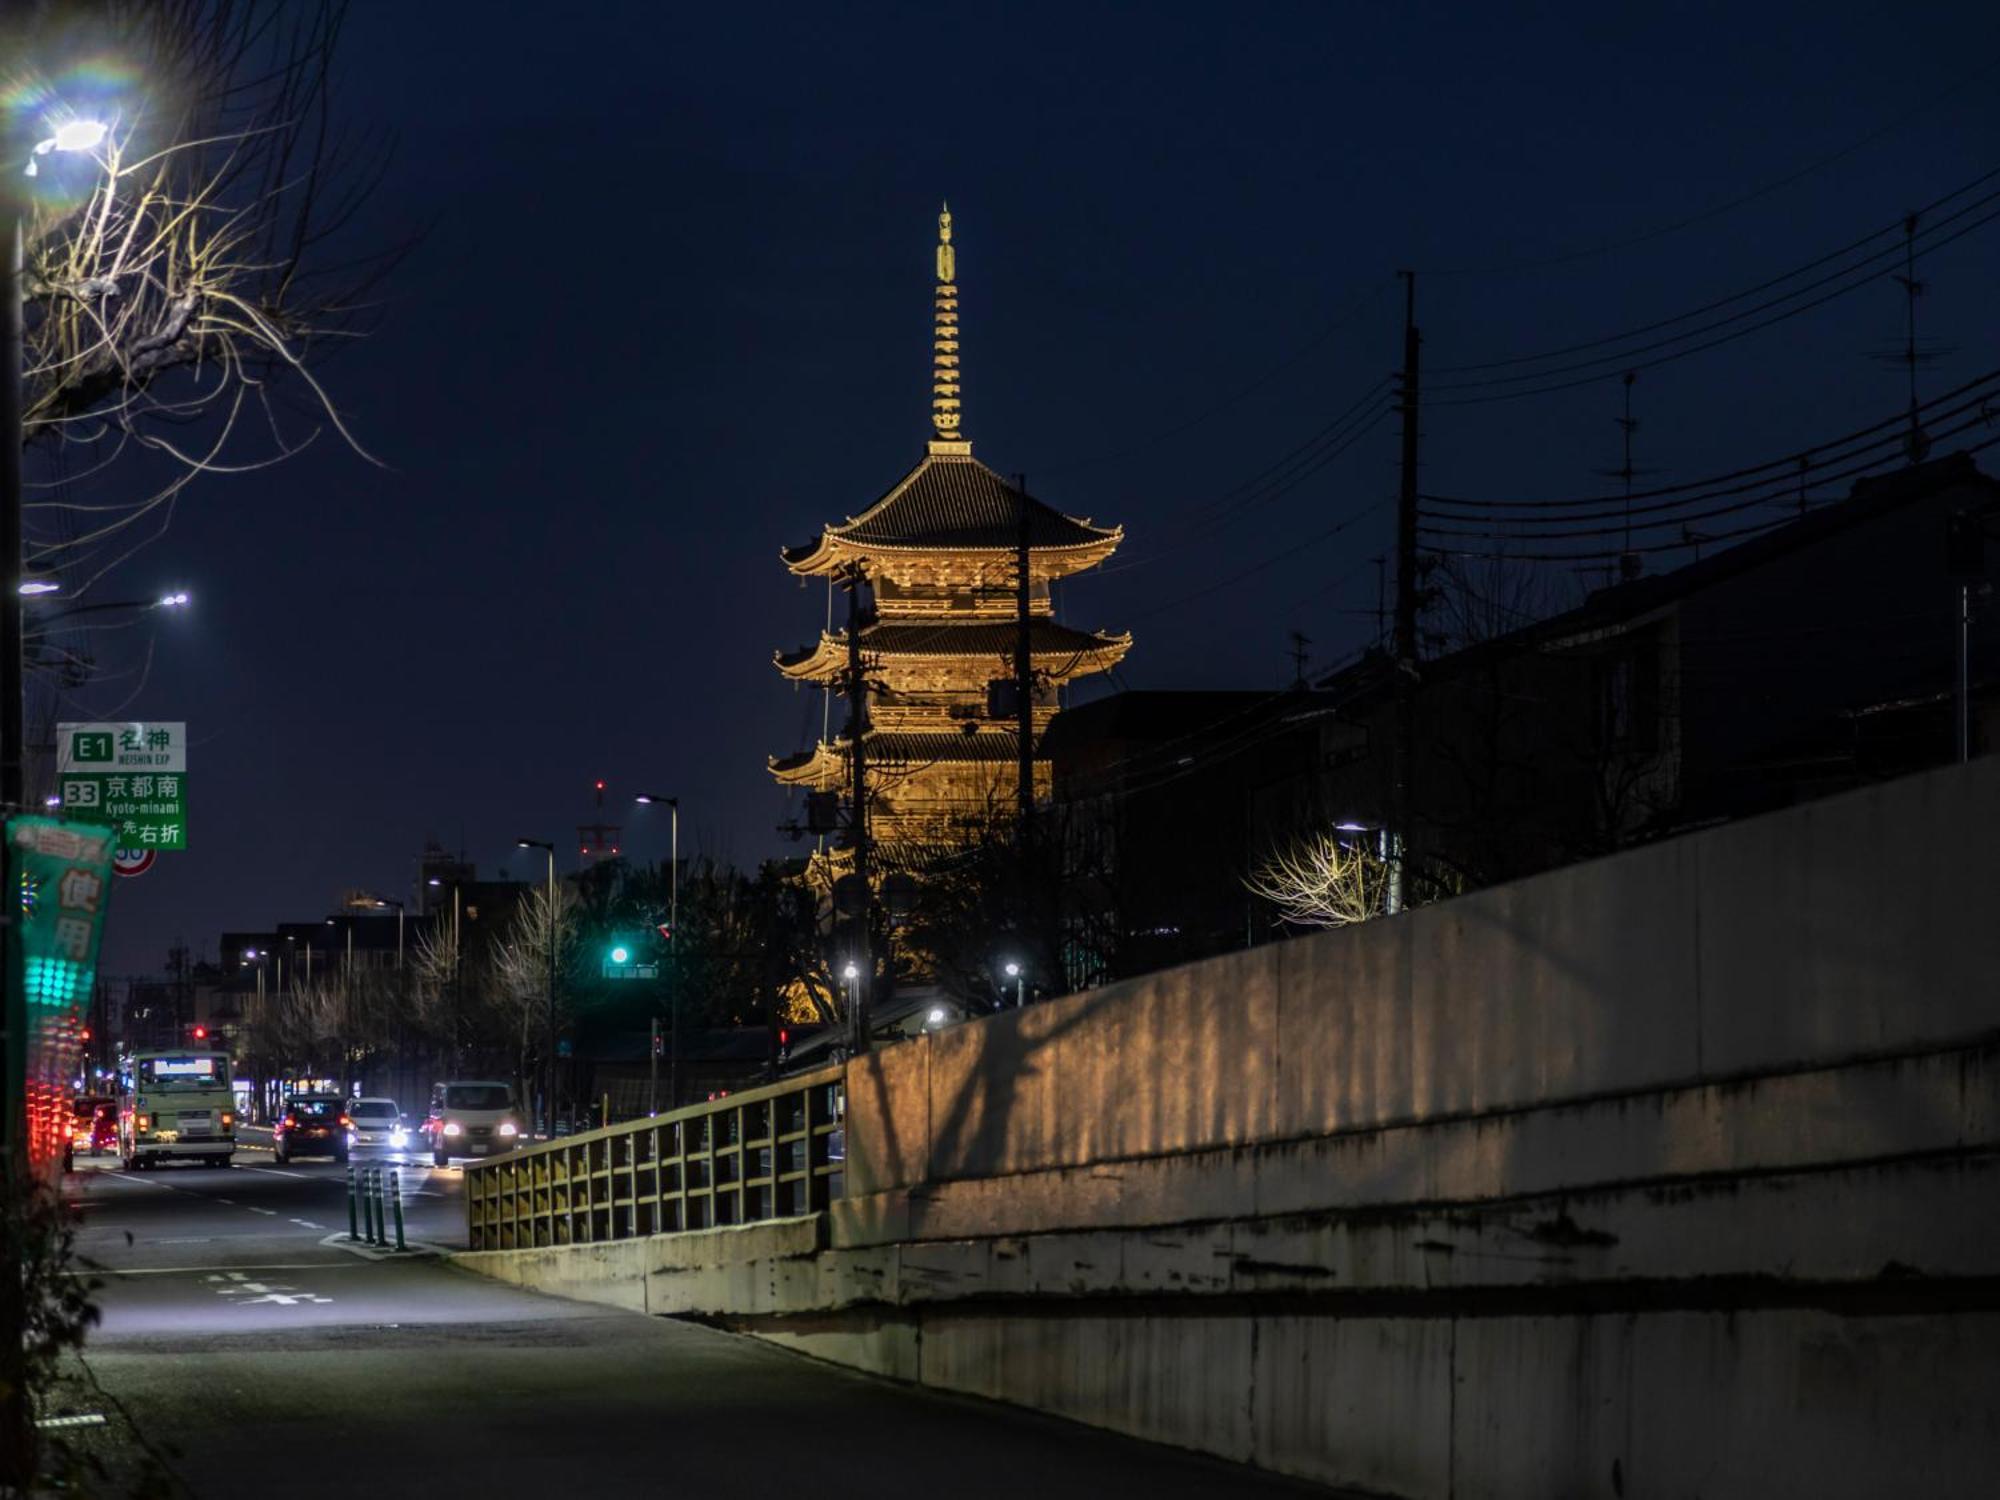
[458, 758, 2000, 1498]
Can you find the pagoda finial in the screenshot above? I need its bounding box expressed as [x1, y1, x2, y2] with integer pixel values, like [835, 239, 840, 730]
[930, 203, 970, 454]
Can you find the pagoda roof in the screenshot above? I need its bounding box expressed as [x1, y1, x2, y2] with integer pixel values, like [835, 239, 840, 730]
[775, 618, 1132, 678]
[771, 729, 1036, 786]
[783, 451, 1120, 575]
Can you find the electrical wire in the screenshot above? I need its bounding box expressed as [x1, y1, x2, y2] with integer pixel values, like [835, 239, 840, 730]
[1421, 52, 2000, 279]
[1423, 191, 2000, 404]
[1430, 163, 2000, 374]
[1422, 367, 2000, 511]
[1425, 431, 2000, 562]
[1420, 378, 2000, 538]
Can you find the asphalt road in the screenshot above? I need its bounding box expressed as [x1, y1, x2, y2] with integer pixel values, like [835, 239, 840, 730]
[49, 1141, 1325, 1499]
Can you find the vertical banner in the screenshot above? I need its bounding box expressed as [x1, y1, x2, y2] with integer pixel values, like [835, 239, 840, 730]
[4, 817, 115, 1176]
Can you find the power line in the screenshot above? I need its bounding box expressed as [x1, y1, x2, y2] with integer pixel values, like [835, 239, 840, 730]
[1039, 280, 1395, 477]
[1423, 188, 2000, 403]
[1421, 52, 2000, 279]
[1431, 164, 2000, 376]
[1422, 366, 2000, 511]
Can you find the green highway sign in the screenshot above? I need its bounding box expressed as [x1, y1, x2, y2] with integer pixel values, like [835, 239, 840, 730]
[56, 720, 188, 850]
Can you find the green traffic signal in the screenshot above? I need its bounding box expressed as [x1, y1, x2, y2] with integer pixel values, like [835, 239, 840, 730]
[610, 945, 630, 965]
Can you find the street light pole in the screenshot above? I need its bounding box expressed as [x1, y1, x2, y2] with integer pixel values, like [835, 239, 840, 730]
[634, 794, 679, 1107]
[2, 112, 111, 1495]
[517, 838, 557, 1133]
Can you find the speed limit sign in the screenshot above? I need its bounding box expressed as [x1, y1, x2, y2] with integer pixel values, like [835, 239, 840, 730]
[112, 848, 156, 878]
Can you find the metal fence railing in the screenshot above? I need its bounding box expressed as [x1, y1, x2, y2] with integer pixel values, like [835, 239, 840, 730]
[463, 1065, 845, 1252]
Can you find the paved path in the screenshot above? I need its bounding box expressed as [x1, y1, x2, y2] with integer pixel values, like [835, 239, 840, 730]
[51, 1151, 1325, 1498]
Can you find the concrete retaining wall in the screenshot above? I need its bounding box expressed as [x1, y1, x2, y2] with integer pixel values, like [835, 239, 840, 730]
[455, 759, 2000, 1497]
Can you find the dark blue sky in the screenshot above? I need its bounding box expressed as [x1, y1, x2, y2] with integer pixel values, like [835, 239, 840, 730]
[92, 0, 2000, 971]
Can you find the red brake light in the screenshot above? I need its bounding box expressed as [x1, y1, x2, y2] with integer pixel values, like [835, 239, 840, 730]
[338, 1115, 351, 1127]
[282, 1114, 297, 1129]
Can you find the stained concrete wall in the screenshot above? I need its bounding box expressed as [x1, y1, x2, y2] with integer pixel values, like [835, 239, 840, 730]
[457, 759, 2000, 1497]
[848, 758, 2000, 1213]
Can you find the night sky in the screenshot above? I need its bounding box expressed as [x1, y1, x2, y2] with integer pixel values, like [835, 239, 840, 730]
[90, 0, 2000, 973]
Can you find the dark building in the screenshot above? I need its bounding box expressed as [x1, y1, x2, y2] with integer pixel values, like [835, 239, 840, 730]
[1050, 451, 2000, 979]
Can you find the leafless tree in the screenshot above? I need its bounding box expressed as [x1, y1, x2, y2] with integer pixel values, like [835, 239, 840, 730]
[491, 881, 577, 1086]
[1244, 829, 1391, 929]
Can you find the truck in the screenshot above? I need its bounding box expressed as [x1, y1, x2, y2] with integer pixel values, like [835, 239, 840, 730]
[119, 1049, 238, 1169]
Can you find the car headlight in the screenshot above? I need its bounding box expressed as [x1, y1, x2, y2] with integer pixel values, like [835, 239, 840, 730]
[497, 1121, 518, 1138]
[442, 1121, 461, 1137]
[390, 1128, 408, 1146]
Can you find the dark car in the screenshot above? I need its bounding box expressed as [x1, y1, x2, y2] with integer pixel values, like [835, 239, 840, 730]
[274, 1093, 349, 1164]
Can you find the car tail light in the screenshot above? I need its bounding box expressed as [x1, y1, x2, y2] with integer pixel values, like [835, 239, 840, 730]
[221, 1111, 234, 1129]
[338, 1114, 351, 1128]
[136, 1114, 150, 1131]
[282, 1114, 297, 1129]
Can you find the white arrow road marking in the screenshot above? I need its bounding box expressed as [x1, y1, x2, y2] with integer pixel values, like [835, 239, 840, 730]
[237, 1291, 333, 1306]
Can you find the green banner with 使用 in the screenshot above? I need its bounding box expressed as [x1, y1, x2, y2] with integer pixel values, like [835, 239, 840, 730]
[3, 816, 115, 1176]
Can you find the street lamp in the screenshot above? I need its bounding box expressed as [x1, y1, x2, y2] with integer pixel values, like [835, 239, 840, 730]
[3, 115, 108, 1485]
[633, 794, 680, 1106]
[1003, 960, 1025, 1009]
[6, 115, 107, 810]
[517, 837, 558, 1133]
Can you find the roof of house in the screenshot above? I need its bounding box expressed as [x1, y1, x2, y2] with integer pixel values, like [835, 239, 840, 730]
[1316, 449, 2000, 700]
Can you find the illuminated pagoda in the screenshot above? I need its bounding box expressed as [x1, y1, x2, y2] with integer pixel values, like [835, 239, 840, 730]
[771, 206, 1130, 844]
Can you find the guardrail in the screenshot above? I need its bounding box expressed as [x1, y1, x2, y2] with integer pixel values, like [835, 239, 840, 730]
[463, 1065, 845, 1251]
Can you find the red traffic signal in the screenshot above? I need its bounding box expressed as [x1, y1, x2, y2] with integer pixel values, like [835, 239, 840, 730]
[191, 1025, 208, 1040]
[78, 1026, 91, 1041]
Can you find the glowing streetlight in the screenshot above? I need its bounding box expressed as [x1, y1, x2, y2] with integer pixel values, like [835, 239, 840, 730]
[1002, 960, 1025, 1009]
[24, 119, 108, 178]
[16, 581, 57, 597]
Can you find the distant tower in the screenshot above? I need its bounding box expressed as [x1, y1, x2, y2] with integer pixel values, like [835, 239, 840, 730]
[770, 206, 1130, 845]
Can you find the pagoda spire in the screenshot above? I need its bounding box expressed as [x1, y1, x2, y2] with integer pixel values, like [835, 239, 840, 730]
[929, 203, 970, 455]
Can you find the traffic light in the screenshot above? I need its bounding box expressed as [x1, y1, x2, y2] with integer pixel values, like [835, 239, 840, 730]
[610, 945, 630, 965]
[191, 1025, 207, 1041]
[78, 1027, 91, 1042]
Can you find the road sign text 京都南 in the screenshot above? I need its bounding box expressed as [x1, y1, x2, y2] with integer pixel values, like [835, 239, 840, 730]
[56, 721, 187, 850]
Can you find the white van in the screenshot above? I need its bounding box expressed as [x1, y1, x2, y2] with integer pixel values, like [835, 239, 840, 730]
[420, 1080, 523, 1166]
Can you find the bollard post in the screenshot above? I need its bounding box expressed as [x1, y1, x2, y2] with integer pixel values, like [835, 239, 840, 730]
[389, 1168, 406, 1252]
[346, 1164, 360, 1241]
[369, 1167, 385, 1246]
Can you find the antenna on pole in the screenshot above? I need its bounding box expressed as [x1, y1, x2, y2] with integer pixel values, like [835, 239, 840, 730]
[1591, 371, 1653, 582]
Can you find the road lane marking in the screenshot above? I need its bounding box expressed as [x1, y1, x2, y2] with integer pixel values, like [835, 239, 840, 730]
[238, 1166, 315, 1180]
[247, 1207, 278, 1216]
[71, 1262, 373, 1277]
[288, 1219, 324, 1229]
[35, 1414, 106, 1430]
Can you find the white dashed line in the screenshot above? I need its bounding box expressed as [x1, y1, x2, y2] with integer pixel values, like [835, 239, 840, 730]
[247, 1207, 278, 1216]
[288, 1219, 324, 1229]
[237, 1166, 314, 1181]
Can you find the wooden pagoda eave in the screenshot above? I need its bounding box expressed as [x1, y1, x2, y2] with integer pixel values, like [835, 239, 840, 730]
[780, 528, 1124, 580]
[774, 629, 1132, 685]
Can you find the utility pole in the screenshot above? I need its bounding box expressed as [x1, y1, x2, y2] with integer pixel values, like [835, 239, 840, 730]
[1289, 630, 1312, 687]
[1014, 477, 1034, 831]
[843, 562, 872, 1055]
[1389, 270, 1422, 916]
